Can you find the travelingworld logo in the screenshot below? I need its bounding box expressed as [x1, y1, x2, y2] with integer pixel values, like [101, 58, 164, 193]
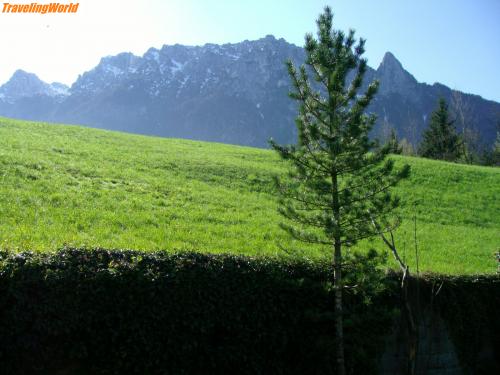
[2, 2, 79, 14]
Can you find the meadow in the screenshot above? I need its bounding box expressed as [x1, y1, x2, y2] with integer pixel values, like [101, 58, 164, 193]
[0, 117, 498, 274]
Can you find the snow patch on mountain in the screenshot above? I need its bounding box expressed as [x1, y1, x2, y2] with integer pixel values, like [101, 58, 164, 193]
[104, 65, 123, 77]
[176, 75, 190, 97]
[170, 60, 186, 75]
[48, 82, 70, 96]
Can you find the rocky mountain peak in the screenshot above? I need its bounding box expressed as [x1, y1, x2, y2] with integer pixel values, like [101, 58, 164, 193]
[0, 70, 69, 101]
[98, 53, 142, 75]
[379, 52, 403, 70]
[376, 51, 418, 95]
[2, 70, 45, 95]
[11, 69, 36, 79]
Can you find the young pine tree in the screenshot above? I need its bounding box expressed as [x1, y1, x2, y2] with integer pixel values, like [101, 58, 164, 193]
[493, 131, 500, 166]
[419, 98, 462, 161]
[270, 7, 410, 375]
[387, 128, 403, 154]
[485, 129, 500, 166]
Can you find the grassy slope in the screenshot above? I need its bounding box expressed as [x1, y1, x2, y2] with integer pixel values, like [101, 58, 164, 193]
[0, 117, 498, 274]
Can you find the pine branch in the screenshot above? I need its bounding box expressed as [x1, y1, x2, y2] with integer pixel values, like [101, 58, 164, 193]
[280, 223, 331, 245]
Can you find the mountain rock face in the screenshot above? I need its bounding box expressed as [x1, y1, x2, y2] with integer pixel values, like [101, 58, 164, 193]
[0, 70, 69, 122]
[1, 36, 498, 148]
[0, 70, 68, 102]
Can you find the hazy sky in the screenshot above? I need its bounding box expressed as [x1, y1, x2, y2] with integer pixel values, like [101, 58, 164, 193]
[0, 0, 499, 101]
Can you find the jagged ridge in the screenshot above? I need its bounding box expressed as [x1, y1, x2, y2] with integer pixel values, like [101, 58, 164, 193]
[0, 36, 498, 147]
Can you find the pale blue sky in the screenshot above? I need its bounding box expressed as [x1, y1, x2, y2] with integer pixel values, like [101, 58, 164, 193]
[0, 0, 498, 101]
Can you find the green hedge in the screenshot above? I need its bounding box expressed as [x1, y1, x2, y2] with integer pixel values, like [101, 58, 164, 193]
[416, 274, 500, 374]
[0, 249, 498, 374]
[0, 248, 393, 375]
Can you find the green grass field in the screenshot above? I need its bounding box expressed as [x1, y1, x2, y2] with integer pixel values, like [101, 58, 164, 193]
[0, 117, 498, 274]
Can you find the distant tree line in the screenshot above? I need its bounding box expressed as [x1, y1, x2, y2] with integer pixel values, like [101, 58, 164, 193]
[384, 98, 500, 166]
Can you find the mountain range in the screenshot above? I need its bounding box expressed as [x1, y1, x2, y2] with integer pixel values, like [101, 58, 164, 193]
[1, 35, 499, 148]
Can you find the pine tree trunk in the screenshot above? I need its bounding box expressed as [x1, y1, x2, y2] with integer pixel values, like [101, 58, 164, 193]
[333, 240, 345, 375]
[331, 171, 346, 375]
